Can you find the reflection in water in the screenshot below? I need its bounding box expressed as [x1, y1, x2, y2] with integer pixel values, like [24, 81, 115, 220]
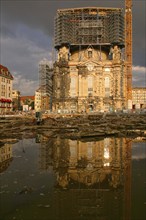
[1, 136, 145, 220]
[38, 136, 132, 220]
[0, 143, 13, 173]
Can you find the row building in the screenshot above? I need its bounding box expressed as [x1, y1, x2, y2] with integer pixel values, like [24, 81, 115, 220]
[0, 64, 13, 114]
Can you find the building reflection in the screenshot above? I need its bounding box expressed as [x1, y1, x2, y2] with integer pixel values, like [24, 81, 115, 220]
[0, 143, 13, 173]
[38, 136, 132, 220]
[36, 134, 53, 170]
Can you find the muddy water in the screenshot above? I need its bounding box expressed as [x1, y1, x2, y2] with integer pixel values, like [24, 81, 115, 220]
[0, 136, 146, 220]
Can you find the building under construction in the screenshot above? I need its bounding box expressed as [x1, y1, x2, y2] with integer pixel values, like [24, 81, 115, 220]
[52, 5, 132, 113]
[38, 58, 53, 111]
[54, 7, 124, 47]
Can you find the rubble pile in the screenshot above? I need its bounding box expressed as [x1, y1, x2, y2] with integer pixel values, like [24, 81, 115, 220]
[0, 113, 146, 143]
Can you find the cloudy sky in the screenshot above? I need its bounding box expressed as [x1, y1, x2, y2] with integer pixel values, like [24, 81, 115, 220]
[1, 0, 146, 95]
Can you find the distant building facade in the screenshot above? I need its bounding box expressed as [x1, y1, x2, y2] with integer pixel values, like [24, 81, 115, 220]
[20, 96, 35, 111]
[0, 64, 13, 114]
[12, 90, 21, 111]
[132, 87, 146, 110]
[35, 88, 41, 112]
[52, 7, 127, 113]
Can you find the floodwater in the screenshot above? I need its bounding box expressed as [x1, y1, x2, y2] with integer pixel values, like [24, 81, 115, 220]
[0, 135, 146, 220]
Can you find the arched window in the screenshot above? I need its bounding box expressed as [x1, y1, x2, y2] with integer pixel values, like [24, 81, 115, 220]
[88, 76, 93, 95]
[70, 77, 76, 97]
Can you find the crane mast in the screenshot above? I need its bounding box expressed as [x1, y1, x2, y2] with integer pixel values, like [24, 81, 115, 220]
[125, 0, 132, 109]
[124, 3, 132, 219]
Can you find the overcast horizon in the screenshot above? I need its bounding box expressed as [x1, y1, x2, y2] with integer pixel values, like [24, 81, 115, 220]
[1, 0, 146, 96]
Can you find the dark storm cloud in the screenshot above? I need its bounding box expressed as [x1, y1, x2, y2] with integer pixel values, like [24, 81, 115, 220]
[1, 0, 146, 95]
[2, 0, 145, 63]
[1, 0, 123, 37]
[132, 66, 146, 87]
[1, 26, 52, 79]
[1, 24, 16, 38]
[1, 1, 51, 34]
[132, 1, 146, 66]
[2, 1, 145, 46]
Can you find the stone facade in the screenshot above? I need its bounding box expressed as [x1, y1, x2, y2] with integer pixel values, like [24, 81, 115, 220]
[52, 7, 127, 113]
[12, 90, 21, 111]
[132, 87, 146, 110]
[35, 88, 42, 112]
[52, 46, 127, 113]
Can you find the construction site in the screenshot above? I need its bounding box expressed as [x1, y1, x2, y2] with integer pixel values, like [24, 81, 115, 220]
[39, 0, 132, 113]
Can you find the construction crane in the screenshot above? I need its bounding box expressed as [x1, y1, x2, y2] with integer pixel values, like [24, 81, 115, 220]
[124, 3, 132, 219]
[125, 0, 132, 109]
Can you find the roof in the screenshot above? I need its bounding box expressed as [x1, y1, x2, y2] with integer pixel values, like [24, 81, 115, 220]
[20, 96, 35, 101]
[0, 64, 14, 80]
[35, 86, 44, 92]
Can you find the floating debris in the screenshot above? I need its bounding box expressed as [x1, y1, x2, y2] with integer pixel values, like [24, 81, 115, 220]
[40, 193, 45, 196]
[13, 180, 18, 184]
[37, 204, 50, 208]
[44, 204, 50, 208]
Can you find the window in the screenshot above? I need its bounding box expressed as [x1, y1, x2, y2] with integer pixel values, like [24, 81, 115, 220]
[105, 77, 110, 87]
[88, 77, 93, 95]
[87, 142, 93, 158]
[57, 80, 60, 88]
[71, 103, 76, 110]
[88, 51, 92, 58]
[70, 77, 76, 97]
[105, 77, 110, 97]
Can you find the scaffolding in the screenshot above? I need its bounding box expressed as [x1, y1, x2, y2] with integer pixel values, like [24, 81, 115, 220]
[54, 7, 125, 49]
[39, 58, 53, 111]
